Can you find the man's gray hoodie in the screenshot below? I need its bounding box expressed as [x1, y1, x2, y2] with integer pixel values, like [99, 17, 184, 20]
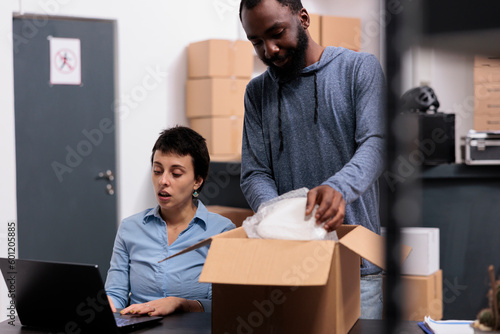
[240, 46, 386, 275]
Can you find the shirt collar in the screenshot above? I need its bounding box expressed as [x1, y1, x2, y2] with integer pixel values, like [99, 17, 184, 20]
[143, 201, 208, 230]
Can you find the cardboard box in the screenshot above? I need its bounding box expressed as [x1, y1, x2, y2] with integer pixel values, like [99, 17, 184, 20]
[208, 153, 242, 162]
[308, 13, 321, 43]
[381, 227, 439, 276]
[188, 39, 254, 79]
[474, 66, 500, 83]
[320, 16, 361, 51]
[475, 101, 500, 116]
[474, 115, 500, 131]
[402, 270, 443, 321]
[206, 205, 254, 228]
[474, 55, 500, 67]
[475, 83, 500, 113]
[189, 116, 243, 156]
[166, 225, 410, 334]
[186, 78, 248, 118]
[475, 84, 500, 116]
[475, 83, 500, 100]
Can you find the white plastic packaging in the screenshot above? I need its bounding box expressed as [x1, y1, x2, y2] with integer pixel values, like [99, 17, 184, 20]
[242, 188, 338, 241]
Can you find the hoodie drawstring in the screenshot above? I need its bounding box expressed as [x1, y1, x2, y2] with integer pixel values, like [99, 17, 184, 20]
[313, 72, 318, 123]
[278, 83, 284, 152]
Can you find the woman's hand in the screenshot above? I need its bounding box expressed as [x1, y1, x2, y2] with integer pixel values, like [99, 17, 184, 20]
[120, 297, 203, 316]
[107, 295, 116, 313]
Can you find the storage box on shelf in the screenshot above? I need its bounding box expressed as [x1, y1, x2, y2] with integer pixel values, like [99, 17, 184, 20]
[186, 77, 247, 118]
[381, 227, 440, 276]
[474, 55, 500, 131]
[320, 15, 361, 51]
[189, 116, 243, 161]
[474, 117, 500, 131]
[308, 13, 321, 43]
[186, 39, 253, 162]
[206, 205, 254, 228]
[187, 39, 253, 79]
[401, 270, 443, 321]
[384, 270, 443, 321]
[381, 227, 442, 321]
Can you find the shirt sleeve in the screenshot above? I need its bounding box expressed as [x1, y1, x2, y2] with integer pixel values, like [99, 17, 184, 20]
[240, 82, 279, 212]
[104, 222, 131, 309]
[198, 298, 211, 312]
[322, 54, 386, 204]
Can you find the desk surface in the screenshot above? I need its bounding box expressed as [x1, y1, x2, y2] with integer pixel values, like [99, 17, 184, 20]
[0, 314, 422, 333]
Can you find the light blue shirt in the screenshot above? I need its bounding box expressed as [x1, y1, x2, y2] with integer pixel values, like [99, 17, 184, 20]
[105, 200, 235, 312]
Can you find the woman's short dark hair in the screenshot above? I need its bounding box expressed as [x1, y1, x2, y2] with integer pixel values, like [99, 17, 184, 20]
[239, 0, 303, 19]
[151, 126, 210, 192]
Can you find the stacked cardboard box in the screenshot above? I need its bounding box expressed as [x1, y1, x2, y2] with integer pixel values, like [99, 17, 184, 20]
[206, 205, 254, 228]
[308, 13, 321, 44]
[382, 227, 443, 321]
[308, 14, 361, 51]
[186, 39, 254, 161]
[401, 269, 443, 321]
[320, 15, 361, 51]
[474, 55, 500, 131]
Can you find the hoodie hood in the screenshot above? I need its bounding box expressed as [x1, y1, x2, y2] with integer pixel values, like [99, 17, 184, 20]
[266, 46, 347, 82]
[267, 46, 347, 151]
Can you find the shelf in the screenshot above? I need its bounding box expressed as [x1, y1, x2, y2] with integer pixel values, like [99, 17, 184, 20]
[421, 163, 500, 179]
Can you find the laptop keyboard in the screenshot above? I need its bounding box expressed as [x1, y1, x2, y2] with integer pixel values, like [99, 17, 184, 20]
[114, 313, 152, 327]
[114, 316, 136, 327]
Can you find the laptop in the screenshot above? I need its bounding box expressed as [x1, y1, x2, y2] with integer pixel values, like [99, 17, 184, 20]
[0, 258, 163, 333]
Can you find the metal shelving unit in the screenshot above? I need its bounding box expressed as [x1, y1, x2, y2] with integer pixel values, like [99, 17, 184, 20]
[383, 1, 500, 332]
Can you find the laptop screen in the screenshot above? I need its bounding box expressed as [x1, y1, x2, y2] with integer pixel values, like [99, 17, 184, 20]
[0, 258, 159, 333]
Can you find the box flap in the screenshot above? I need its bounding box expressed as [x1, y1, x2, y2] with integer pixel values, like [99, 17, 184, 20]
[200, 238, 335, 286]
[338, 225, 411, 269]
[212, 226, 248, 239]
[158, 227, 247, 263]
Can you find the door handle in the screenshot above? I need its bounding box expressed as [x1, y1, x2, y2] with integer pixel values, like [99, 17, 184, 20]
[96, 170, 115, 195]
[106, 184, 115, 196]
[96, 170, 114, 181]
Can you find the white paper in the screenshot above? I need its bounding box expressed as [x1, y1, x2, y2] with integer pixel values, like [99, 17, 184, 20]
[50, 37, 81, 85]
[424, 316, 474, 334]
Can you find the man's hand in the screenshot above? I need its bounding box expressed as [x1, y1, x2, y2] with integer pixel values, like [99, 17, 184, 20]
[305, 185, 345, 232]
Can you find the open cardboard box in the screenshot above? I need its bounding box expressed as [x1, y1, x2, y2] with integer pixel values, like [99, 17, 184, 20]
[162, 226, 411, 334]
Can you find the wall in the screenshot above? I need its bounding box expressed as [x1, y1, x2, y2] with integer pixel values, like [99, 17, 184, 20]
[420, 165, 500, 319]
[0, 0, 382, 321]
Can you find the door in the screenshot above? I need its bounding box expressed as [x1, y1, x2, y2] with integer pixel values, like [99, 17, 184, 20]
[13, 17, 117, 280]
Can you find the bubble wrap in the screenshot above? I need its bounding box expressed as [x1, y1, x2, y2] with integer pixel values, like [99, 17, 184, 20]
[242, 188, 338, 241]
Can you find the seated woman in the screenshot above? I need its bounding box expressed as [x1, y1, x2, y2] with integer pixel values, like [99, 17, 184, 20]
[105, 126, 235, 316]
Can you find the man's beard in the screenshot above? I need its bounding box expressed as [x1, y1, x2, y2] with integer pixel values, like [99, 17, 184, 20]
[262, 23, 309, 83]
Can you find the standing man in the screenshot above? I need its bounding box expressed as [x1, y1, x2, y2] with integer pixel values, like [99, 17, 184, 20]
[239, 0, 386, 319]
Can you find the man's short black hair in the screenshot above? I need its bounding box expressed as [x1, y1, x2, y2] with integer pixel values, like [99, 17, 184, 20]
[151, 126, 210, 192]
[239, 0, 303, 20]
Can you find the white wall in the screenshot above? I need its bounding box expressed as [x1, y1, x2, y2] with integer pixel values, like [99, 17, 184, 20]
[0, 0, 383, 321]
